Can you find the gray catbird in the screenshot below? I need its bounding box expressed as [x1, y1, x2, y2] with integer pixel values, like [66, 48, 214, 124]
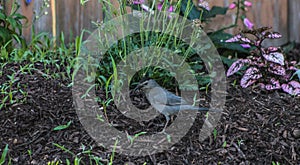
[134, 79, 210, 130]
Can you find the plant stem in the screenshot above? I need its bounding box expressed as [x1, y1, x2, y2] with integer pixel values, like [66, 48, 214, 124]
[234, 0, 241, 25]
[214, 0, 241, 33]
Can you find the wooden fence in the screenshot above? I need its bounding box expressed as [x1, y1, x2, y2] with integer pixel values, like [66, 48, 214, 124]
[2, 0, 300, 45]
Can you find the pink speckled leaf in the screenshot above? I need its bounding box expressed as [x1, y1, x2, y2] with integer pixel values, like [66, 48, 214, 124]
[240, 67, 262, 88]
[267, 46, 279, 52]
[265, 78, 281, 90]
[270, 78, 280, 85]
[241, 78, 257, 88]
[289, 81, 300, 88]
[249, 56, 265, 67]
[264, 31, 282, 39]
[259, 83, 265, 89]
[290, 61, 297, 65]
[240, 37, 252, 43]
[245, 67, 262, 79]
[289, 66, 298, 71]
[226, 59, 250, 77]
[283, 73, 292, 81]
[268, 63, 286, 76]
[225, 34, 242, 43]
[263, 52, 284, 65]
[281, 80, 300, 95]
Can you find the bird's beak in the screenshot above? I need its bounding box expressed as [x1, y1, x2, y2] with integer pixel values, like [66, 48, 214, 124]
[133, 81, 148, 92]
[133, 84, 141, 92]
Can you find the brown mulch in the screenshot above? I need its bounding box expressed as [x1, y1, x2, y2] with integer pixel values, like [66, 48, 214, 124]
[0, 44, 299, 164]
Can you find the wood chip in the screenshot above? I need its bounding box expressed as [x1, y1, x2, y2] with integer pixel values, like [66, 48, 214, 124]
[235, 127, 249, 132]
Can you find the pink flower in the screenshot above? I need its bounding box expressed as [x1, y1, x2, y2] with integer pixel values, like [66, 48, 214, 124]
[198, 0, 210, 10]
[168, 5, 174, 12]
[157, 3, 163, 11]
[229, 3, 236, 9]
[244, 1, 252, 7]
[157, 1, 174, 12]
[243, 18, 254, 30]
[132, 0, 145, 4]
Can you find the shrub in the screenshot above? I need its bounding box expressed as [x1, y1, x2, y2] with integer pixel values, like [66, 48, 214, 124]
[0, 2, 27, 52]
[226, 27, 300, 96]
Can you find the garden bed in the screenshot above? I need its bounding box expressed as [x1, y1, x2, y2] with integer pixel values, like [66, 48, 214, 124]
[0, 44, 299, 164]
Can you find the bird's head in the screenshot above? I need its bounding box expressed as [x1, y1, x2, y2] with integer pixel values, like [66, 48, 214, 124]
[133, 79, 159, 92]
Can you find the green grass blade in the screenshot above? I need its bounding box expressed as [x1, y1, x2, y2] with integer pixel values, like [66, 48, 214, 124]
[0, 144, 9, 165]
[53, 121, 72, 131]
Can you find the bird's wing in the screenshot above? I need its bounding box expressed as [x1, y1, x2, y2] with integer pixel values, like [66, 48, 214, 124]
[164, 90, 189, 106]
[146, 87, 188, 106]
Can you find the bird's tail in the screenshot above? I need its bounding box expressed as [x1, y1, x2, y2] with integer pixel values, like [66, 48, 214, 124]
[180, 105, 222, 112]
[179, 105, 209, 111]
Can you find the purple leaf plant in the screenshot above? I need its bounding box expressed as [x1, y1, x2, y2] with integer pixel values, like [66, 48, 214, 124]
[226, 27, 300, 96]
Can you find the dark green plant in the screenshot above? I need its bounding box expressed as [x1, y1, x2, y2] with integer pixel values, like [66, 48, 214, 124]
[0, 1, 27, 52]
[127, 0, 251, 54]
[94, 31, 209, 94]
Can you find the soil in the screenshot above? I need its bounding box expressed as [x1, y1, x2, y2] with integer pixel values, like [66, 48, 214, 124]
[0, 44, 299, 165]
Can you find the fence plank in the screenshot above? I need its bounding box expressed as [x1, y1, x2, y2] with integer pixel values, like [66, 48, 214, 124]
[55, 0, 103, 43]
[204, 0, 236, 34]
[21, 0, 34, 42]
[248, 0, 288, 46]
[207, 0, 288, 46]
[288, 0, 300, 42]
[18, 0, 103, 44]
[2, 0, 298, 45]
[3, 0, 12, 15]
[34, 1, 53, 36]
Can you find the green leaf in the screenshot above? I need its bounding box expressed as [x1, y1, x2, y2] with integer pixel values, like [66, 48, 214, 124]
[0, 27, 13, 51]
[13, 13, 27, 20]
[66, 159, 70, 165]
[134, 131, 147, 138]
[282, 41, 295, 54]
[74, 157, 81, 165]
[0, 144, 9, 165]
[80, 0, 90, 5]
[222, 141, 227, 148]
[202, 6, 228, 19]
[209, 31, 233, 41]
[191, 64, 203, 70]
[131, 4, 143, 11]
[7, 17, 17, 30]
[0, 27, 13, 42]
[213, 128, 217, 140]
[52, 143, 75, 156]
[53, 121, 72, 131]
[221, 56, 235, 67]
[197, 76, 211, 86]
[180, 0, 201, 20]
[217, 42, 250, 53]
[0, 12, 6, 20]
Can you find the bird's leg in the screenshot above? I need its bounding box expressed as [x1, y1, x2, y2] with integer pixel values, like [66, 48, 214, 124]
[162, 119, 169, 132]
[161, 115, 170, 133]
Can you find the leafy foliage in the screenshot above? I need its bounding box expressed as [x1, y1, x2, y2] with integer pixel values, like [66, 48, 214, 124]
[96, 31, 208, 93]
[126, 0, 247, 53]
[179, 0, 228, 21]
[0, 2, 27, 52]
[209, 31, 250, 54]
[226, 27, 300, 96]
